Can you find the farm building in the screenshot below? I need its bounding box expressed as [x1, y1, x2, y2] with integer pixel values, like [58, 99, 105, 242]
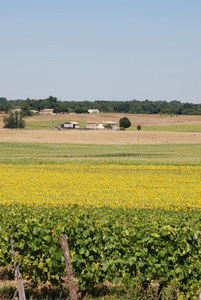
[56, 122, 80, 130]
[102, 121, 118, 130]
[86, 121, 100, 129]
[86, 121, 118, 130]
[40, 109, 55, 115]
[88, 109, 100, 114]
[31, 110, 39, 114]
[10, 109, 22, 114]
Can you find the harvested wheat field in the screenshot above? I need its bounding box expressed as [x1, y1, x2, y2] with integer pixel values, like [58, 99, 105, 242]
[0, 129, 200, 145]
[1, 113, 201, 145]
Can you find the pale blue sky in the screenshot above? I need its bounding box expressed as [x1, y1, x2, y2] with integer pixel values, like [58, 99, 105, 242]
[1, 0, 201, 103]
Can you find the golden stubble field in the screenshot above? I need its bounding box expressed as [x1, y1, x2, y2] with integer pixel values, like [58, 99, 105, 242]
[0, 113, 201, 145]
[0, 129, 201, 145]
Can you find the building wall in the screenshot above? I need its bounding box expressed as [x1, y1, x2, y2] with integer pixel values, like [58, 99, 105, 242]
[40, 109, 54, 115]
[86, 122, 117, 130]
[111, 124, 118, 130]
[64, 123, 73, 128]
[88, 109, 100, 113]
[98, 124, 104, 129]
[86, 123, 98, 129]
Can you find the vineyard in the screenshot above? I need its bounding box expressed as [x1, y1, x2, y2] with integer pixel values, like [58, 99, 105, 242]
[0, 162, 201, 299]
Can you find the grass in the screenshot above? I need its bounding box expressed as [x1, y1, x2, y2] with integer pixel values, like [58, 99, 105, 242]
[128, 124, 201, 131]
[25, 120, 87, 129]
[25, 119, 201, 132]
[0, 142, 200, 165]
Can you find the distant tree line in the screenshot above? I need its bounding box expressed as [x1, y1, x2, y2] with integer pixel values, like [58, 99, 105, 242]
[1, 96, 201, 115]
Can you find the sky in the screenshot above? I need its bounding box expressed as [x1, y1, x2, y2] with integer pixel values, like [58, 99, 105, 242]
[0, 0, 201, 103]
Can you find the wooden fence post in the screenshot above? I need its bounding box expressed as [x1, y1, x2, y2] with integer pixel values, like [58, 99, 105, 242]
[10, 234, 26, 300]
[60, 235, 78, 300]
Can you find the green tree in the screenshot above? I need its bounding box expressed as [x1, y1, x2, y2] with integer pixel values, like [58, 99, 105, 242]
[75, 107, 83, 114]
[3, 112, 25, 129]
[47, 96, 57, 107]
[18, 114, 25, 128]
[15, 112, 18, 127]
[119, 117, 131, 129]
[39, 99, 51, 109]
[104, 123, 113, 129]
[3, 112, 16, 128]
[21, 102, 32, 116]
[0, 97, 7, 104]
[52, 107, 60, 114]
[82, 106, 88, 113]
[59, 102, 69, 113]
[1, 101, 13, 112]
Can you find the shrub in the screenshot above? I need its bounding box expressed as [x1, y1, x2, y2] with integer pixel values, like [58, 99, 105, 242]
[104, 123, 112, 129]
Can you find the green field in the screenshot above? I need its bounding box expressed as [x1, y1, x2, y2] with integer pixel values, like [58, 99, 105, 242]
[0, 142, 201, 165]
[128, 124, 201, 131]
[25, 119, 87, 129]
[25, 119, 201, 132]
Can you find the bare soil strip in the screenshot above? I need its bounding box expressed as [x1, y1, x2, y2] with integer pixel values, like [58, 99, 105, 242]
[0, 129, 200, 145]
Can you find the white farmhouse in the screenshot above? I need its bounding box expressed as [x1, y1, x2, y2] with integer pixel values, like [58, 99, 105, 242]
[88, 109, 100, 114]
[86, 121, 117, 130]
[40, 109, 55, 115]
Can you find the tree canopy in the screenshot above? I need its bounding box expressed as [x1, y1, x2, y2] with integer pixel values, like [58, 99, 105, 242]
[3, 112, 25, 129]
[119, 117, 131, 129]
[1, 96, 201, 115]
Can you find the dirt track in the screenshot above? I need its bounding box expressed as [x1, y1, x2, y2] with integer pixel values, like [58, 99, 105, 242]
[0, 129, 200, 145]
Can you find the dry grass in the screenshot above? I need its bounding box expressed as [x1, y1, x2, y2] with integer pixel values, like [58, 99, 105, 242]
[1, 112, 201, 129]
[0, 114, 4, 129]
[24, 112, 201, 126]
[0, 113, 201, 145]
[0, 129, 200, 145]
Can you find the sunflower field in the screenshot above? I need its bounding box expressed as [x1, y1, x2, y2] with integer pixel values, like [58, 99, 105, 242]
[0, 164, 201, 209]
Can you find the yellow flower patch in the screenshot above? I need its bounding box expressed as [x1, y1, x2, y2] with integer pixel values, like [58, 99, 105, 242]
[0, 164, 200, 210]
